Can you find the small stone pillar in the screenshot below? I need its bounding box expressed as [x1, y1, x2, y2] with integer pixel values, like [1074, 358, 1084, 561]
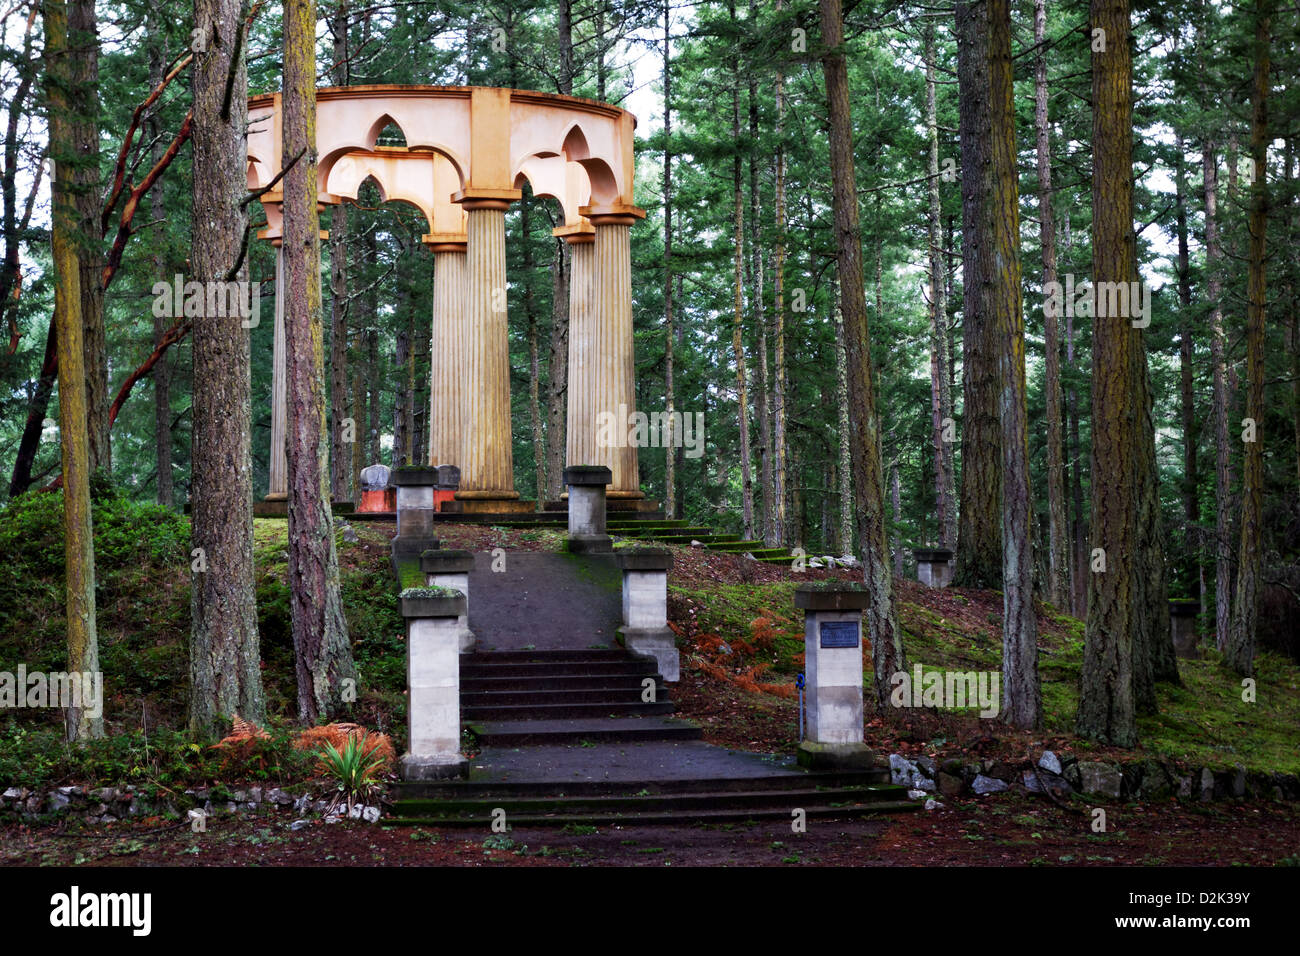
[421, 549, 476, 653]
[913, 548, 954, 588]
[357, 463, 394, 514]
[794, 583, 874, 771]
[1169, 599, 1201, 659]
[433, 463, 461, 514]
[564, 464, 612, 553]
[392, 465, 440, 559]
[616, 547, 678, 681]
[399, 587, 468, 780]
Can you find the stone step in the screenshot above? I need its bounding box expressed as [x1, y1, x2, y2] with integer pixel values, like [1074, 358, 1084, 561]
[468, 715, 702, 746]
[461, 659, 660, 679]
[385, 794, 918, 827]
[462, 700, 676, 721]
[392, 768, 891, 799]
[464, 649, 634, 664]
[389, 784, 910, 818]
[462, 687, 668, 707]
[646, 533, 739, 544]
[460, 674, 667, 693]
[706, 540, 768, 552]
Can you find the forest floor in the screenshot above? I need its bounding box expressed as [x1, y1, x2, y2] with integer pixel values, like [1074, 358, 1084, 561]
[5, 793, 1298, 866]
[1, 491, 1298, 866]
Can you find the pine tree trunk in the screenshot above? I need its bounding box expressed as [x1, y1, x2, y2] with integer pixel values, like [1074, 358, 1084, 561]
[1077, 0, 1139, 747]
[45, 0, 102, 742]
[662, 0, 676, 519]
[954, 0, 1002, 588]
[749, 59, 773, 547]
[988, 0, 1040, 728]
[328, 1, 351, 501]
[1035, 0, 1069, 609]
[546, 238, 569, 498]
[147, 22, 173, 509]
[283, 0, 356, 724]
[1228, 0, 1272, 677]
[819, 0, 905, 709]
[772, 3, 788, 546]
[188, 0, 263, 733]
[393, 323, 409, 467]
[68, 0, 109, 475]
[891, 458, 904, 575]
[730, 16, 754, 541]
[835, 302, 853, 557]
[1175, 135, 1198, 604]
[925, 21, 956, 551]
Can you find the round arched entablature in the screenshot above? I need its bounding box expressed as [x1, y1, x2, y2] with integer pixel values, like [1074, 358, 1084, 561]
[506, 103, 633, 207]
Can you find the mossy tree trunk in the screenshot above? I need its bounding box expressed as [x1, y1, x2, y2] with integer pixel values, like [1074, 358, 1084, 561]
[1035, 0, 1070, 611]
[45, 0, 102, 742]
[283, 0, 357, 723]
[1077, 0, 1139, 747]
[818, 0, 905, 708]
[189, 0, 264, 734]
[1228, 0, 1273, 677]
[988, 0, 1040, 729]
[953, 0, 1002, 589]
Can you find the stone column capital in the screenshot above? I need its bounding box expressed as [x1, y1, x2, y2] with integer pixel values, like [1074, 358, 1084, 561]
[553, 222, 596, 245]
[581, 203, 646, 226]
[453, 187, 522, 211]
[422, 233, 468, 253]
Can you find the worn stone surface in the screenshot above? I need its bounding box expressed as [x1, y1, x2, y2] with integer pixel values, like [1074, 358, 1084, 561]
[972, 774, 1009, 795]
[1078, 761, 1124, 799]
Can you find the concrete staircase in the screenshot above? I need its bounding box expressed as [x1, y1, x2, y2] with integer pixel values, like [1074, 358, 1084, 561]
[460, 648, 697, 743]
[384, 646, 917, 826]
[385, 770, 917, 827]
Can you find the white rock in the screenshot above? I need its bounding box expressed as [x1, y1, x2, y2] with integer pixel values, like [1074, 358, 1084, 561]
[972, 774, 1009, 795]
[1038, 750, 1063, 775]
[924, 799, 943, 811]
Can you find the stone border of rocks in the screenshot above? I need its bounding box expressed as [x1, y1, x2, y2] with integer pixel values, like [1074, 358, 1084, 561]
[0, 783, 385, 826]
[889, 751, 1300, 805]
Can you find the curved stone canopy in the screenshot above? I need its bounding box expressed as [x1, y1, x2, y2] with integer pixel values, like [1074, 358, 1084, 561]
[247, 84, 640, 241]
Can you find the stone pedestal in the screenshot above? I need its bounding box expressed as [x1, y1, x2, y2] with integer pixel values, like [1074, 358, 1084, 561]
[794, 584, 874, 770]
[564, 464, 612, 554]
[400, 589, 468, 780]
[616, 547, 678, 681]
[432, 463, 460, 514]
[357, 462, 394, 513]
[1169, 599, 1201, 660]
[421, 549, 476, 653]
[913, 548, 954, 588]
[392, 466, 440, 559]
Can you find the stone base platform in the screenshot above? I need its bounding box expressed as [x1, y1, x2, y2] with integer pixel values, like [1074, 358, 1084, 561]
[248, 499, 354, 517]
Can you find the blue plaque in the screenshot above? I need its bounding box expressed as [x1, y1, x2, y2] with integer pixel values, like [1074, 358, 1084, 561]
[819, 621, 859, 648]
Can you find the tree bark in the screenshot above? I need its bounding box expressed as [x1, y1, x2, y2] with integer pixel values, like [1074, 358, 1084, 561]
[188, 0, 263, 733]
[772, 0, 788, 546]
[1175, 133, 1198, 603]
[662, 0, 676, 519]
[1228, 0, 1272, 677]
[1035, 0, 1069, 609]
[327, 1, 350, 502]
[68, 0, 109, 475]
[1077, 0, 1138, 747]
[818, 0, 905, 709]
[925, 20, 956, 550]
[283, 0, 356, 724]
[147, 21, 173, 509]
[954, 0, 1002, 588]
[45, 0, 102, 741]
[988, 0, 1041, 729]
[730, 8, 754, 541]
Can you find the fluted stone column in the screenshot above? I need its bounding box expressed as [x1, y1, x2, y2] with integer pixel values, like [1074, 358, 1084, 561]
[565, 233, 598, 473]
[586, 213, 642, 498]
[427, 243, 467, 467]
[267, 244, 287, 499]
[454, 201, 517, 501]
